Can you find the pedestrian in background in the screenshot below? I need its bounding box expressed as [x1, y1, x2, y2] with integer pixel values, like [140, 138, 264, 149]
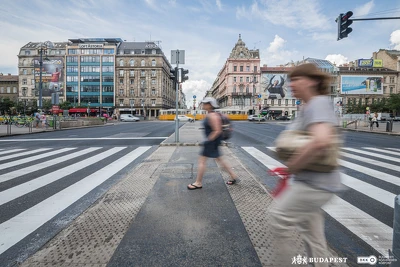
[187, 97, 237, 190]
[270, 63, 342, 267]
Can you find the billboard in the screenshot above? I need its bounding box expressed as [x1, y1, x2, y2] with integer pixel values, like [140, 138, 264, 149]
[262, 73, 294, 100]
[34, 57, 64, 97]
[333, 97, 343, 117]
[357, 59, 383, 68]
[341, 75, 383, 95]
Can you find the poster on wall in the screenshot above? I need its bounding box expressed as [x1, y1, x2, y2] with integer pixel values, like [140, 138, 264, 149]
[341, 75, 383, 95]
[333, 97, 343, 117]
[262, 73, 294, 100]
[34, 57, 64, 97]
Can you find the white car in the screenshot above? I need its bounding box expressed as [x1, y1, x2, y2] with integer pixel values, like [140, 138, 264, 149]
[174, 115, 194, 122]
[120, 114, 140, 122]
[248, 115, 266, 121]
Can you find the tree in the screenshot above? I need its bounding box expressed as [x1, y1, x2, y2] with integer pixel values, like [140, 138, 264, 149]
[0, 97, 15, 115]
[386, 93, 400, 115]
[60, 101, 72, 110]
[42, 99, 52, 111]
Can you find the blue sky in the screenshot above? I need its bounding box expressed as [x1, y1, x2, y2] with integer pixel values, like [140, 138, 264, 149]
[1, 0, 400, 104]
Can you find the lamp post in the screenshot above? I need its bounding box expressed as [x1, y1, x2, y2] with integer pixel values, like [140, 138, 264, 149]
[22, 88, 27, 115]
[36, 41, 54, 110]
[130, 99, 134, 115]
[87, 101, 91, 117]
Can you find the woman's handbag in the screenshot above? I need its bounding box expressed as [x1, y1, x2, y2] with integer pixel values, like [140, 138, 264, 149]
[274, 130, 341, 172]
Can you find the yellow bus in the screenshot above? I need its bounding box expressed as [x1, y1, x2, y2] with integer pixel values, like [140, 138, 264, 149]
[216, 109, 248, 120]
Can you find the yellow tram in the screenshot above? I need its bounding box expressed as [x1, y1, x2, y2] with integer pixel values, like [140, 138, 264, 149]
[158, 109, 247, 121]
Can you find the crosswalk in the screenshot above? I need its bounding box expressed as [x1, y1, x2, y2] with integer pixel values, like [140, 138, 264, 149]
[242, 146, 400, 258]
[0, 146, 151, 255]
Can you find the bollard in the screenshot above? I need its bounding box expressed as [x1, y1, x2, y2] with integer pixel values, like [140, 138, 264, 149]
[390, 195, 400, 266]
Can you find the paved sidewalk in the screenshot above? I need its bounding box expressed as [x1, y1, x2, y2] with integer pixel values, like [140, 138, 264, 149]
[340, 120, 400, 136]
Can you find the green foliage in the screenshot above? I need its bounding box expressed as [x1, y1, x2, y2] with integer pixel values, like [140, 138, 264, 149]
[0, 97, 15, 115]
[387, 93, 400, 115]
[60, 101, 72, 110]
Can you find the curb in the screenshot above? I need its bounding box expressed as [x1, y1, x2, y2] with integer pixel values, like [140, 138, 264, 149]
[0, 123, 116, 138]
[159, 141, 230, 147]
[341, 127, 400, 136]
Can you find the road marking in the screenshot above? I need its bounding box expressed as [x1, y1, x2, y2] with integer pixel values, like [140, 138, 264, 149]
[0, 146, 151, 254]
[364, 147, 400, 157]
[0, 148, 76, 170]
[0, 148, 51, 161]
[0, 137, 167, 141]
[0, 147, 102, 183]
[341, 152, 400, 172]
[244, 146, 393, 257]
[342, 148, 399, 162]
[323, 196, 392, 257]
[0, 147, 126, 206]
[0, 149, 25, 156]
[386, 148, 400, 152]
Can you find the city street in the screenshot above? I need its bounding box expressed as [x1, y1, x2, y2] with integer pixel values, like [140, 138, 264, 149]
[0, 120, 399, 266]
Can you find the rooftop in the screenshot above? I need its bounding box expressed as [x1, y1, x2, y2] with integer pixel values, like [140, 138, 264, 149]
[0, 74, 18, 82]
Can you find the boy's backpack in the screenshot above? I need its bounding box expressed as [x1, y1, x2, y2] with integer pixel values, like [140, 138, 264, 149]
[218, 113, 232, 140]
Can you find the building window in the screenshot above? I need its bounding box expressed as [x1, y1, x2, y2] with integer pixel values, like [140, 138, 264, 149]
[141, 70, 145, 76]
[246, 77, 249, 82]
[151, 70, 156, 77]
[152, 89, 156, 95]
[25, 50, 31, 55]
[233, 85, 236, 93]
[119, 99, 124, 106]
[253, 86, 256, 95]
[285, 99, 288, 106]
[119, 70, 124, 77]
[102, 66, 113, 72]
[240, 66, 243, 71]
[102, 56, 114, 62]
[129, 70, 134, 77]
[278, 99, 282, 106]
[383, 86, 386, 94]
[67, 76, 79, 82]
[119, 89, 124, 96]
[141, 59, 145, 66]
[151, 79, 156, 85]
[254, 66, 257, 72]
[119, 78, 123, 84]
[292, 99, 295, 106]
[7, 87, 11, 93]
[246, 85, 249, 93]
[151, 99, 156, 105]
[22, 69, 27, 75]
[246, 66, 250, 71]
[31, 79, 35, 85]
[13, 87, 17, 93]
[140, 80, 146, 88]
[234, 66, 237, 71]
[151, 59, 156, 66]
[22, 79, 27, 85]
[233, 77, 236, 82]
[390, 76, 395, 83]
[130, 89, 134, 96]
[102, 76, 113, 82]
[119, 59, 124, 66]
[390, 87, 394, 94]
[271, 99, 274, 106]
[240, 77, 243, 82]
[130, 59, 135, 66]
[67, 56, 78, 62]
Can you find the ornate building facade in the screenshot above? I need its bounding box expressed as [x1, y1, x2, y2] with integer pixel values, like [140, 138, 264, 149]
[208, 34, 261, 114]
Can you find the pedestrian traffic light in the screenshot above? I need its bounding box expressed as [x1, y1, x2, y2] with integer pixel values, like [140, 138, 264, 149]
[336, 11, 353, 40]
[181, 69, 189, 83]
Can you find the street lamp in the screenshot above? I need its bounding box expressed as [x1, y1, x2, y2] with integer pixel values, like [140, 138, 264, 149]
[87, 101, 91, 117]
[36, 41, 54, 110]
[130, 99, 134, 115]
[22, 88, 27, 115]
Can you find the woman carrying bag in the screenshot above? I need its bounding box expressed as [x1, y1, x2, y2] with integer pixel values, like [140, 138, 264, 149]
[270, 63, 343, 267]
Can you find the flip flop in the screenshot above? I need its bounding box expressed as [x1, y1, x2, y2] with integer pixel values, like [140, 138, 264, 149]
[188, 183, 202, 190]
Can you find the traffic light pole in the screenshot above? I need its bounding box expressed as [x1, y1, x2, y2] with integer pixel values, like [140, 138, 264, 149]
[175, 61, 179, 143]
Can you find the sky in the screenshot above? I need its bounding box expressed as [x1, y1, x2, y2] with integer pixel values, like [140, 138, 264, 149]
[1, 0, 400, 107]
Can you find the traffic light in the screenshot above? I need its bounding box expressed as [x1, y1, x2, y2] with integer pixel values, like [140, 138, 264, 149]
[170, 67, 177, 83]
[180, 69, 189, 83]
[336, 11, 353, 40]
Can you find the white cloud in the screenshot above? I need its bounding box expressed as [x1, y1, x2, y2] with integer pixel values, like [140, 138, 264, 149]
[261, 35, 296, 66]
[216, 0, 223, 11]
[325, 54, 349, 66]
[237, 0, 330, 30]
[390, 30, 400, 50]
[354, 1, 374, 17]
[182, 80, 211, 107]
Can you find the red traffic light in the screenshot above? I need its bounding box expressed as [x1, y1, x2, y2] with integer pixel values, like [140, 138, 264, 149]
[342, 11, 353, 21]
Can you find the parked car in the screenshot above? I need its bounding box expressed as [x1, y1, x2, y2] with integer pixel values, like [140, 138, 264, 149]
[247, 115, 266, 121]
[120, 114, 140, 122]
[174, 115, 194, 122]
[275, 115, 291, 121]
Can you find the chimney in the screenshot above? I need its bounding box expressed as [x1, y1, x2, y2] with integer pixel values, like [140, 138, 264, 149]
[8, 73, 11, 76]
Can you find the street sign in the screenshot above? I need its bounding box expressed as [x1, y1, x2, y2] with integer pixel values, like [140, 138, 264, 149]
[296, 100, 301, 105]
[193, 95, 196, 99]
[171, 50, 185, 64]
[258, 94, 262, 98]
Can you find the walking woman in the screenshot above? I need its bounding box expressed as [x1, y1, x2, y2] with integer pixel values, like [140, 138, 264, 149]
[187, 97, 237, 190]
[270, 63, 342, 267]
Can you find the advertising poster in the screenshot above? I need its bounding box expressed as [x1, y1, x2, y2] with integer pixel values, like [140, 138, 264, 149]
[333, 97, 343, 117]
[341, 75, 383, 95]
[34, 57, 64, 97]
[262, 73, 294, 100]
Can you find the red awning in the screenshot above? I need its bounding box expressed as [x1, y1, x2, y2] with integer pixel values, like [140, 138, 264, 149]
[69, 108, 98, 113]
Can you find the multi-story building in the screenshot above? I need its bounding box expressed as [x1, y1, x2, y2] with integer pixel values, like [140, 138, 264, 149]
[208, 34, 261, 113]
[115, 41, 176, 119]
[65, 38, 122, 113]
[17, 41, 67, 109]
[0, 73, 19, 111]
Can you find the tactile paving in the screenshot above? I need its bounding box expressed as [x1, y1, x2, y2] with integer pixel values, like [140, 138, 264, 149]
[21, 146, 176, 267]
